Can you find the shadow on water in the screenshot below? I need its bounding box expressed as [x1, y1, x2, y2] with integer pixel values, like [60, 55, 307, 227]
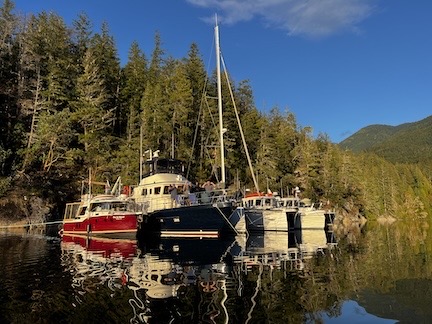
[1, 219, 431, 323]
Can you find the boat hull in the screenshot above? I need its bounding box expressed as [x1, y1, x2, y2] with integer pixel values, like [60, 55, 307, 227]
[239, 208, 335, 233]
[143, 203, 236, 238]
[290, 211, 335, 231]
[239, 209, 297, 233]
[62, 213, 139, 238]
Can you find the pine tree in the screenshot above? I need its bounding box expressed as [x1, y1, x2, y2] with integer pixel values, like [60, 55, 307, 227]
[31, 109, 74, 172]
[141, 32, 165, 153]
[113, 41, 147, 184]
[71, 13, 92, 67]
[183, 43, 207, 179]
[72, 47, 112, 173]
[228, 79, 261, 187]
[0, 0, 19, 178]
[19, 12, 75, 170]
[122, 41, 147, 141]
[90, 22, 121, 135]
[165, 60, 193, 160]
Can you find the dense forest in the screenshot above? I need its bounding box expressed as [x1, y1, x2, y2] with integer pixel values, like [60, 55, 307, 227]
[0, 0, 431, 224]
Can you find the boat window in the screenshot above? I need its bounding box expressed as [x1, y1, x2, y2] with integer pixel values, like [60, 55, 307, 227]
[265, 199, 272, 207]
[255, 199, 261, 206]
[79, 206, 87, 216]
[163, 186, 170, 194]
[149, 188, 152, 195]
[155, 187, 161, 194]
[141, 188, 147, 196]
[155, 158, 184, 174]
[90, 202, 110, 212]
[111, 203, 127, 211]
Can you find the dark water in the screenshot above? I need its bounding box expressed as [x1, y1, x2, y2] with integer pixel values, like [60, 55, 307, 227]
[1, 220, 430, 323]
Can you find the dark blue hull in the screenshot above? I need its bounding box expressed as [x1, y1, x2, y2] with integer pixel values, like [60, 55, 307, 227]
[144, 203, 236, 237]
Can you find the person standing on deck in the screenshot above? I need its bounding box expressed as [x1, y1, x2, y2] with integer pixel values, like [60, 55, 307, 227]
[169, 184, 178, 208]
[202, 180, 215, 192]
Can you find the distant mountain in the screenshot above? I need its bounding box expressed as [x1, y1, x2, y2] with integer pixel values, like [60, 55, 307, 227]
[339, 115, 432, 164]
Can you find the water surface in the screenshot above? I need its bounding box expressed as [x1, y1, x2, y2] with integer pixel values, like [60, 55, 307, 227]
[1, 221, 428, 323]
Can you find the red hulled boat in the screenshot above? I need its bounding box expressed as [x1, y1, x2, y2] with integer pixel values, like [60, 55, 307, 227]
[61, 176, 143, 238]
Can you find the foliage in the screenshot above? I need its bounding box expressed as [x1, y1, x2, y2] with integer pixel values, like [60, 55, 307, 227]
[1, 0, 431, 220]
[339, 115, 432, 166]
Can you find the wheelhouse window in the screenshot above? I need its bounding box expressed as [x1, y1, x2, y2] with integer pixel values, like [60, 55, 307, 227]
[163, 186, 170, 194]
[111, 203, 127, 211]
[142, 188, 147, 196]
[264, 199, 272, 207]
[90, 202, 110, 212]
[155, 187, 161, 194]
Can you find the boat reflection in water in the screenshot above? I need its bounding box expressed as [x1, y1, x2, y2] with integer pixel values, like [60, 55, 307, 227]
[236, 229, 337, 272]
[60, 228, 337, 323]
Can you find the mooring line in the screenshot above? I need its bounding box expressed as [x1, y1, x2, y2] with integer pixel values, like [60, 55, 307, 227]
[0, 220, 63, 229]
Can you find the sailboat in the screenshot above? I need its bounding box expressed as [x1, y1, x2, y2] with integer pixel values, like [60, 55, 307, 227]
[131, 21, 240, 238]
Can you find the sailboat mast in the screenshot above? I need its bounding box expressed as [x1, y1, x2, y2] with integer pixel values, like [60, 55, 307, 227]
[215, 20, 226, 188]
[139, 124, 143, 182]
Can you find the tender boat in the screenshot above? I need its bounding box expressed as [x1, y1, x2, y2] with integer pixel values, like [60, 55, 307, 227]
[231, 192, 335, 233]
[230, 192, 283, 233]
[291, 198, 335, 231]
[62, 178, 142, 238]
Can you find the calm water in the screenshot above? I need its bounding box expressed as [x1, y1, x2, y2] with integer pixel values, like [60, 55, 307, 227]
[0, 220, 430, 323]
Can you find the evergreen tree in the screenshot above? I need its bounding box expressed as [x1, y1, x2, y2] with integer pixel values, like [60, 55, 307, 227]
[30, 109, 74, 172]
[0, 0, 19, 180]
[255, 118, 278, 191]
[165, 60, 193, 160]
[122, 41, 147, 141]
[147, 32, 164, 85]
[291, 125, 317, 197]
[113, 41, 147, 184]
[141, 32, 165, 153]
[183, 43, 207, 179]
[19, 12, 75, 170]
[72, 47, 112, 175]
[71, 13, 92, 67]
[90, 22, 121, 135]
[228, 80, 259, 186]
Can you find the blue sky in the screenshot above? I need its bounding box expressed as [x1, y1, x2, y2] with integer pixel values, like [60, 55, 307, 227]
[11, 0, 432, 143]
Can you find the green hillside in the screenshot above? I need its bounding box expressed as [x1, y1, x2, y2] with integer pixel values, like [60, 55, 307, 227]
[339, 115, 432, 164]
